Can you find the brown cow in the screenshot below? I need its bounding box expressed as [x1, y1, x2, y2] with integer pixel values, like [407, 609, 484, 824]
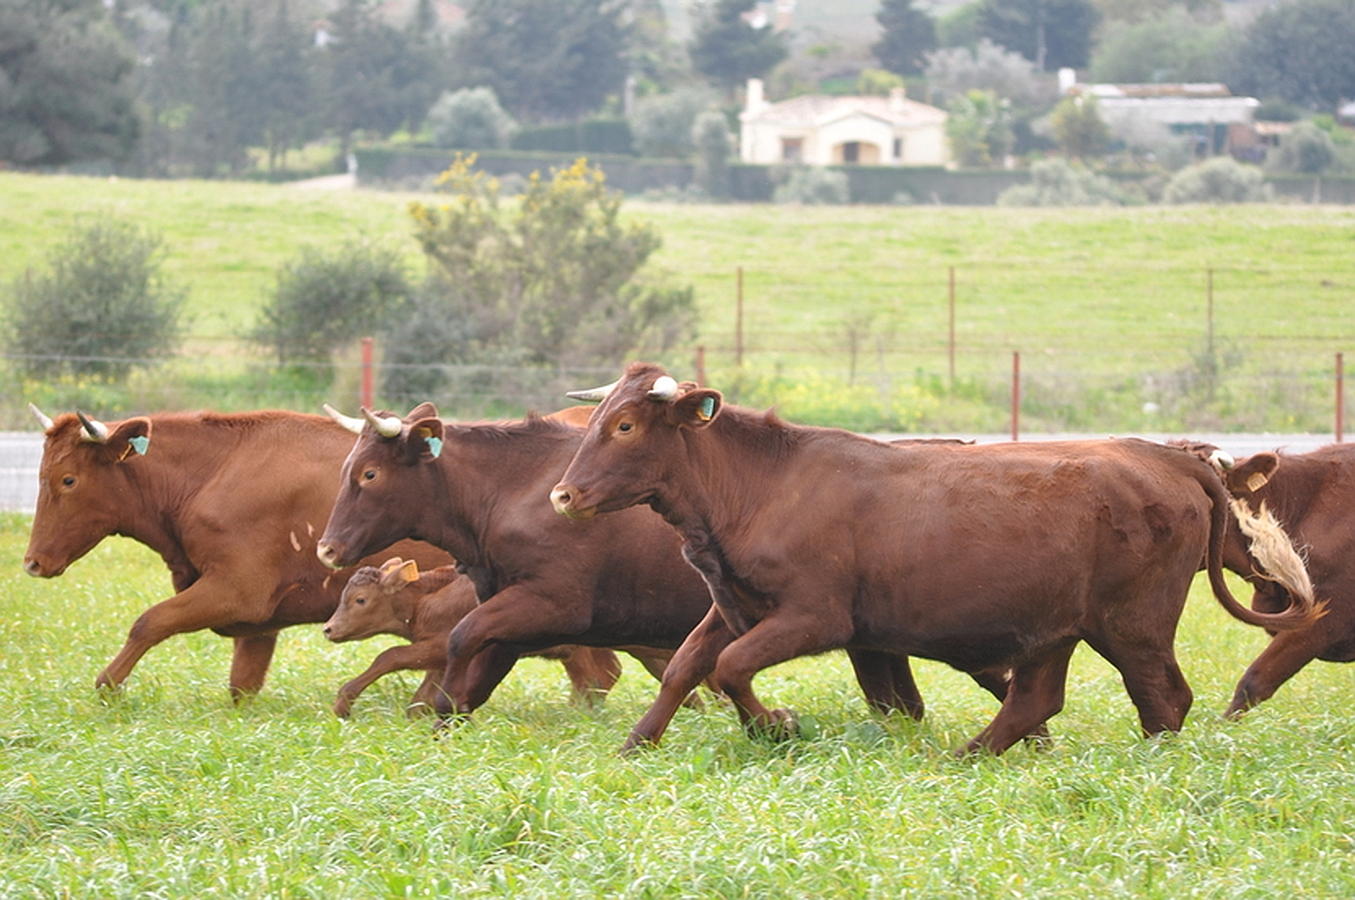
[548, 363, 1323, 755]
[22, 406, 452, 698]
[313, 404, 925, 724]
[1179, 442, 1354, 716]
[323, 556, 683, 717]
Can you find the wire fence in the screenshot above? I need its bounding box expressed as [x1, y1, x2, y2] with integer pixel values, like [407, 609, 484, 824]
[3, 261, 1351, 434]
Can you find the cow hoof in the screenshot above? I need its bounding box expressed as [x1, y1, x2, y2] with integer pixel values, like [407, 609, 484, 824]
[333, 699, 353, 718]
[746, 708, 800, 742]
[431, 712, 469, 739]
[619, 734, 659, 757]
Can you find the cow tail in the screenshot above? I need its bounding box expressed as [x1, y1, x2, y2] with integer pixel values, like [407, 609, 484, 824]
[1197, 466, 1326, 631]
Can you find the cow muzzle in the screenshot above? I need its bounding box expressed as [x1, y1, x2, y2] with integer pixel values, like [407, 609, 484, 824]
[22, 557, 45, 577]
[549, 484, 597, 520]
[315, 542, 346, 570]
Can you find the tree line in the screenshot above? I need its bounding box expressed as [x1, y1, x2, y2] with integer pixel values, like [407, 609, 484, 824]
[2, 0, 1353, 176]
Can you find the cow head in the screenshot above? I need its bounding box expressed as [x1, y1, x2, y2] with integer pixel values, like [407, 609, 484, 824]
[316, 402, 444, 570]
[23, 406, 152, 578]
[550, 362, 721, 520]
[322, 556, 420, 642]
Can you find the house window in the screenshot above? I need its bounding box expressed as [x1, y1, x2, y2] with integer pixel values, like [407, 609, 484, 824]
[892, 137, 904, 160]
[781, 137, 803, 162]
[842, 141, 860, 164]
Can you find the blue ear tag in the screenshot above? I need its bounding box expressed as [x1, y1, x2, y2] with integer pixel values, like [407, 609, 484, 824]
[128, 435, 150, 455]
[425, 436, 443, 459]
[699, 396, 716, 421]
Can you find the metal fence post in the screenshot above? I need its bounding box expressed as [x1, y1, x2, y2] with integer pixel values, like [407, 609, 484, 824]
[1011, 350, 1020, 442]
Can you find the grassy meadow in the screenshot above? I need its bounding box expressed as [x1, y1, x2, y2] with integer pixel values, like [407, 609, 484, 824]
[2, 513, 1354, 897]
[1, 172, 1353, 430]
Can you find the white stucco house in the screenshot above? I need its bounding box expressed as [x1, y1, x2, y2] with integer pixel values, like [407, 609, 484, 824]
[738, 79, 951, 167]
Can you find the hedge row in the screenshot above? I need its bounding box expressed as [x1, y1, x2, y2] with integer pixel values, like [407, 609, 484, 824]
[353, 146, 1355, 205]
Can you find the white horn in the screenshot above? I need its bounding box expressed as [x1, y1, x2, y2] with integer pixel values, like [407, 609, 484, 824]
[28, 403, 54, 431]
[647, 375, 679, 401]
[76, 410, 110, 443]
[565, 379, 619, 404]
[323, 403, 365, 435]
[1209, 449, 1235, 471]
[361, 407, 404, 438]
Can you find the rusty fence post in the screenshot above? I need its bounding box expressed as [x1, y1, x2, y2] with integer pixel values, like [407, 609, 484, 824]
[1337, 352, 1345, 444]
[360, 336, 374, 410]
[694, 345, 707, 386]
[1011, 351, 1020, 442]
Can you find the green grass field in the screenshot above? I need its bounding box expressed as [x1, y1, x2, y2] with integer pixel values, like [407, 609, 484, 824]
[2, 171, 1353, 430]
[2, 513, 1353, 897]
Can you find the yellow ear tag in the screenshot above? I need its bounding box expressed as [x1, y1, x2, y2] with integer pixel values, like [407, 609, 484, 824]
[1246, 472, 1270, 492]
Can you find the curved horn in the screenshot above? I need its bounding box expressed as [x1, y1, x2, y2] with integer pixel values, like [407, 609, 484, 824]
[647, 375, 679, 401]
[76, 411, 110, 443]
[27, 403, 54, 431]
[1208, 449, 1235, 471]
[322, 402, 365, 435]
[361, 407, 403, 438]
[565, 379, 619, 404]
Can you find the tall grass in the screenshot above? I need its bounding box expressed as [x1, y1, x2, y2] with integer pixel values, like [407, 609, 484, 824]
[2, 513, 1352, 896]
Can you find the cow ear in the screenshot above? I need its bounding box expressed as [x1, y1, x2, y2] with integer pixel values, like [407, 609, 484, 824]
[1227, 452, 1279, 495]
[669, 388, 722, 430]
[380, 558, 419, 587]
[109, 418, 152, 462]
[405, 416, 445, 460]
[407, 401, 439, 421]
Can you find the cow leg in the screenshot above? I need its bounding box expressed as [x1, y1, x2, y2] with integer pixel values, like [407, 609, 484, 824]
[444, 644, 522, 715]
[848, 649, 924, 720]
[407, 669, 443, 717]
[960, 642, 1076, 756]
[711, 611, 852, 741]
[97, 579, 274, 692]
[433, 587, 586, 720]
[622, 606, 735, 754]
[624, 647, 708, 709]
[560, 647, 623, 706]
[1098, 646, 1194, 736]
[968, 666, 1051, 743]
[333, 639, 446, 718]
[228, 633, 279, 700]
[1225, 627, 1331, 717]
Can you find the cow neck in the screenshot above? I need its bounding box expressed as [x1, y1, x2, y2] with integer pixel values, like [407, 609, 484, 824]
[424, 421, 572, 572]
[109, 416, 236, 571]
[653, 409, 799, 559]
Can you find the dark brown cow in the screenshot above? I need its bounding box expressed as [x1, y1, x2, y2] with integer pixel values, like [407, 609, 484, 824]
[1179, 442, 1354, 716]
[323, 556, 682, 717]
[313, 404, 924, 724]
[22, 406, 452, 698]
[548, 363, 1323, 755]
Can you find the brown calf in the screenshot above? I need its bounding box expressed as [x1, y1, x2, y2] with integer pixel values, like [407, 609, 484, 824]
[323, 557, 679, 716]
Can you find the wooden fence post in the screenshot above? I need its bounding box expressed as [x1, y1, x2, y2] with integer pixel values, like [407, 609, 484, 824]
[1337, 352, 1345, 444]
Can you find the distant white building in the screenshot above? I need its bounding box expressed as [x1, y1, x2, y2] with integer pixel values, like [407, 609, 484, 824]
[739, 79, 951, 167]
[1058, 68, 1260, 155]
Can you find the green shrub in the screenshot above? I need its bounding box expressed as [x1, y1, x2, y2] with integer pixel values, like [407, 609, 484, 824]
[629, 88, 716, 158]
[1266, 121, 1338, 175]
[3, 217, 184, 381]
[997, 158, 1129, 206]
[1163, 157, 1271, 203]
[251, 239, 413, 364]
[425, 87, 516, 150]
[772, 166, 850, 204]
